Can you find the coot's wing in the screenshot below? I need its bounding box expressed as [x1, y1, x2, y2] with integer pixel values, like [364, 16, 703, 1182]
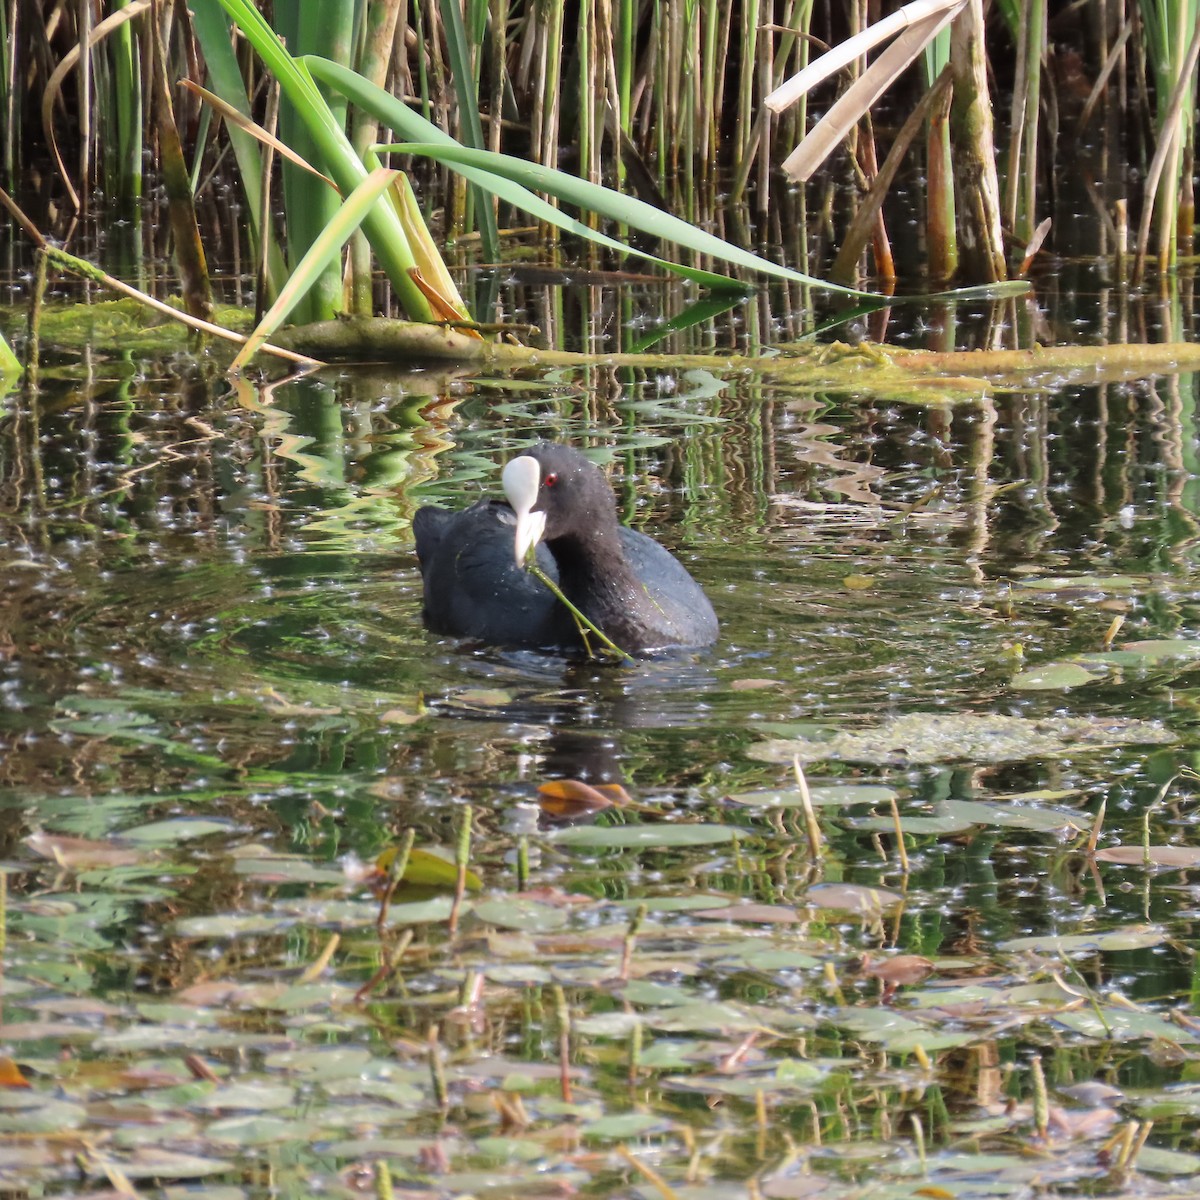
[616, 526, 718, 648]
[414, 501, 576, 647]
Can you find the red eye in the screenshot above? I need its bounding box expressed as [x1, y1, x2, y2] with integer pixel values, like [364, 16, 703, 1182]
[543, 472, 558, 488]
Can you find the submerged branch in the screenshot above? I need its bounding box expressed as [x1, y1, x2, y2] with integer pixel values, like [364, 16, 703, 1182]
[277, 316, 1200, 401]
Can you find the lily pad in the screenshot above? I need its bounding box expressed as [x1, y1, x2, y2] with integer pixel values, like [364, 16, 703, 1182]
[1053, 1006, 1200, 1044]
[612, 895, 732, 912]
[120, 817, 236, 844]
[750, 712, 1173, 766]
[1010, 662, 1103, 691]
[801, 883, 902, 913]
[726, 784, 898, 808]
[583, 1112, 671, 1139]
[547, 824, 736, 848]
[1117, 638, 1200, 660]
[851, 813, 976, 834]
[1136, 1145, 1200, 1175]
[998, 927, 1166, 954]
[1016, 574, 1146, 592]
[472, 897, 569, 932]
[935, 798, 1087, 833]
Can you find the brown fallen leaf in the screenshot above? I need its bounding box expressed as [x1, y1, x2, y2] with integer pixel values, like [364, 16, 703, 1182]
[1095, 845, 1200, 867]
[696, 904, 804, 924]
[862, 954, 935, 1002]
[862, 954, 935, 987]
[513, 887, 596, 906]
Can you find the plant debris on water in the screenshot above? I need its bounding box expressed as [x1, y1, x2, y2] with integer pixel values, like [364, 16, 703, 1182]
[0, 355, 1199, 1200]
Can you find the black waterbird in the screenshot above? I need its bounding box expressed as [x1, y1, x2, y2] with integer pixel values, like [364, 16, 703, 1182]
[413, 444, 718, 654]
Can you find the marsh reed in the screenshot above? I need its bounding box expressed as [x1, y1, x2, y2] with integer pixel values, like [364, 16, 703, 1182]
[5, 0, 1200, 293]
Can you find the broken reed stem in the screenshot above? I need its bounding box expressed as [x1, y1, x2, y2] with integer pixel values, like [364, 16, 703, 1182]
[1086, 797, 1106, 856]
[822, 960, 846, 1006]
[1030, 1053, 1049, 1138]
[1104, 1121, 1137, 1170]
[377, 828, 416, 932]
[1126, 1120, 1153, 1170]
[553, 984, 573, 1102]
[449, 804, 473, 936]
[0, 180, 316, 366]
[793, 756, 823, 859]
[26, 248, 48, 391]
[1142, 774, 1177, 866]
[615, 1145, 679, 1200]
[516, 834, 530, 891]
[527, 563, 632, 663]
[355, 928, 413, 1003]
[755, 1087, 768, 1159]
[299, 933, 340, 983]
[375, 1160, 394, 1200]
[889, 794, 910, 874]
[620, 902, 648, 982]
[628, 1018, 642, 1084]
[428, 1025, 449, 1113]
[910, 1113, 927, 1173]
[1103, 614, 1125, 649]
[54, 246, 315, 365]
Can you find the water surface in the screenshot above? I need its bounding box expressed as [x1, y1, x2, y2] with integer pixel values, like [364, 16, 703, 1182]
[2, 350, 1199, 1196]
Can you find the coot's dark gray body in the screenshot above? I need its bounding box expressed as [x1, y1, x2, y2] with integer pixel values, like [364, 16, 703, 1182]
[413, 445, 718, 654]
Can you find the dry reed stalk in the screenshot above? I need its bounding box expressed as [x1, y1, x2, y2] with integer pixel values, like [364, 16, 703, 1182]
[950, 0, 1006, 280]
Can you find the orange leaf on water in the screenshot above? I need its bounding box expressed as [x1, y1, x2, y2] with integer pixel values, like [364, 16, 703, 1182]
[537, 779, 632, 817]
[0, 1058, 29, 1088]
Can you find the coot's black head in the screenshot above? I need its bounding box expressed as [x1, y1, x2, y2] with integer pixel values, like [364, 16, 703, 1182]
[501, 443, 617, 565]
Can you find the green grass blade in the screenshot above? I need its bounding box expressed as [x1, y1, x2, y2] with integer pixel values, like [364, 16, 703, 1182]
[379, 142, 753, 292]
[628, 295, 746, 352]
[0, 328, 20, 377]
[232, 167, 401, 370]
[305, 54, 752, 291]
[437, 0, 501, 260]
[388, 142, 874, 296]
[215, 0, 439, 321]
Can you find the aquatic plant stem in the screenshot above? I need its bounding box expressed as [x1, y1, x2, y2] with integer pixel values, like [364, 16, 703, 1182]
[516, 835, 530, 890]
[376, 827, 415, 931]
[299, 933, 340, 983]
[910, 1114, 927, 1172]
[1030, 1054, 1049, 1138]
[793, 756, 823, 860]
[354, 927, 411, 1003]
[427, 1025, 449, 1112]
[375, 1161, 394, 1200]
[553, 984, 572, 1102]
[1086, 798, 1106, 857]
[526, 562, 633, 662]
[616, 1146, 680, 1199]
[889, 794, 910, 874]
[449, 804, 473, 935]
[620, 903, 647, 982]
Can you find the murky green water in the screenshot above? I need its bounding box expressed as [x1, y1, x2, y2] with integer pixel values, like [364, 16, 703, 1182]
[3, 349, 1200, 1196]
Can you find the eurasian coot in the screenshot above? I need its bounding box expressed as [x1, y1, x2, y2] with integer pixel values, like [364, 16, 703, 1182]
[413, 444, 718, 653]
